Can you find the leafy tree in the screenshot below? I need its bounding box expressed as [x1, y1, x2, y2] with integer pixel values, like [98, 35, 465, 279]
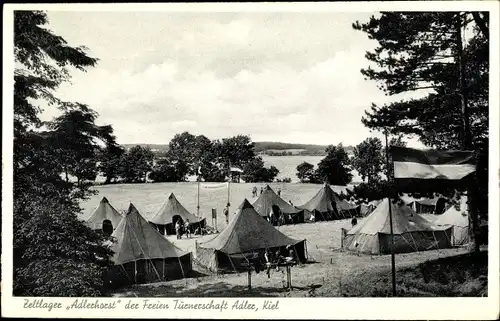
[315, 144, 353, 185]
[242, 157, 280, 183]
[351, 137, 384, 183]
[352, 180, 393, 202]
[198, 160, 226, 182]
[13, 10, 113, 296]
[148, 157, 188, 182]
[167, 132, 200, 175]
[166, 132, 221, 179]
[354, 12, 489, 251]
[120, 145, 155, 183]
[296, 162, 315, 183]
[48, 107, 115, 190]
[217, 135, 257, 171]
[98, 143, 125, 184]
[14, 194, 113, 296]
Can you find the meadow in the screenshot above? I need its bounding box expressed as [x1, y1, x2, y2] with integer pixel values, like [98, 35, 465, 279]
[79, 181, 354, 226]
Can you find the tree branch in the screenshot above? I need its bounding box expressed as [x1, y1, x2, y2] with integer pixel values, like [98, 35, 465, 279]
[471, 12, 489, 38]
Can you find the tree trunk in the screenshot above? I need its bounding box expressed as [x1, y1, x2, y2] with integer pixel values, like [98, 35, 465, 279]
[456, 13, 480, 253]
[471, 12, 488, 39]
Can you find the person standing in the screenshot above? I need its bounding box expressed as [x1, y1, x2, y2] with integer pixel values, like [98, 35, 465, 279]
[351, 216, 358, 228]
[223, 204, 229, 225]
[264, 248, 273, 278]
[277, 188, 281, 197]
[260, 187, 264, 195]
[184, 219, 191, 238]
[175, 219, 181, 240]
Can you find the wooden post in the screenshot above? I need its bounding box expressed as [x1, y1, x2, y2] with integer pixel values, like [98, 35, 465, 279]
[384, 130, 397, 297]
[247, 269, 252, 290]
[286, 265, 292, 290]
[197, 175, 200, 217]
[134, 260, 137, 284]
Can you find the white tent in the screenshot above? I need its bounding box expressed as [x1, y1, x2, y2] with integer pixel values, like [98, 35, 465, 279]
[342, 198, 452, 255]
[434, 197, 469, 246]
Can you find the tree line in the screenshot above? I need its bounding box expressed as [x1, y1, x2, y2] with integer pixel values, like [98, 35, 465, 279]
[295, 136, 406, 186]
[108, 132, 281, 184]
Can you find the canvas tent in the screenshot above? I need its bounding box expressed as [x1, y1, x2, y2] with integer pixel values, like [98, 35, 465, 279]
[434, 197, 469, 246]
[403, 196, 448, 214]
[86, 197, 123, 234]
[342, 198, 452, 255]
[196, 199, 307, 273]
[359, 203, 375, 217]
[252, 185, 304, 224]
[149, 193, 206, 235]
[298, 183, 360, 221]
[106, 203, 192, 287]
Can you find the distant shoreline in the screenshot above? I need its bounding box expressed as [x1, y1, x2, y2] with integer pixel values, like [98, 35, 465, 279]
[121, 141, 354, 157]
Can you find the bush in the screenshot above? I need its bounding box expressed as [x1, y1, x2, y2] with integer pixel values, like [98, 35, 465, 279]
[13, 194, 113, 296]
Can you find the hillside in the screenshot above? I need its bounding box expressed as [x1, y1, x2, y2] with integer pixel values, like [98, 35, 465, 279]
[122, 143, 169, 153]
[254, 141, 354, 156]
[122, 142, 354, 156]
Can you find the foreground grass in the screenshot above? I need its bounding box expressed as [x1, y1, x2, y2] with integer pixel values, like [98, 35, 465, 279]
[338, 250, 488, 297]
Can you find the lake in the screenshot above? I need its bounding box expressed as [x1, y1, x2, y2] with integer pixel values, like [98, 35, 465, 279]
[90, 155, 362, 184]
[262, 155, 362, 183]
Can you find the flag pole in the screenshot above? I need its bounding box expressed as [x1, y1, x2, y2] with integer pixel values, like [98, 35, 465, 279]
[197, 179, 200, 217]
[227, 160, 231, 210]
[384, 130, 397, 296]
[197, 164, 201, 217]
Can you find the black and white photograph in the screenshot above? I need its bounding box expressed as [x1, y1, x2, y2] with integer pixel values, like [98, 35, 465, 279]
[2, 2, 499, 319]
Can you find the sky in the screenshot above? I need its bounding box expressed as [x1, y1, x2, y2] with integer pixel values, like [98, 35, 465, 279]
[41, 10, 427, 148]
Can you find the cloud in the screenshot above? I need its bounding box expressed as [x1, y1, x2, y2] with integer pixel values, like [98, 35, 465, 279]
[43, 11, 426, 148]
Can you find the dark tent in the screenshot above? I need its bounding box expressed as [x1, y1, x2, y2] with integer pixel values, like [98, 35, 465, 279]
[298, 183, 360, 221]
[149, 193, 206, 235]
[252, 185, 304, 224]
[86, 197, 123, 232]
[196, 199, 307, 273]
[106, 203, 192, 288]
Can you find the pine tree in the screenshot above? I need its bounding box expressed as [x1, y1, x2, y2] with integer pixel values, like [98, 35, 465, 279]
[354, 12, 489, 251]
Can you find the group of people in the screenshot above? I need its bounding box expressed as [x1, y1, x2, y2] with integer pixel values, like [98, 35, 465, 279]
[251, 186, 261, 197]
[247, 245, 297, 278]
[251, 186, 282, 198]
[174, 219, 191, 239]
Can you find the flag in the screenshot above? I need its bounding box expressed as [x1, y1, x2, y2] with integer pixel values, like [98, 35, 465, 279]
[391, 146, 476, 183]
[230, 166, 244, 173]
[201, 182, 229, 189]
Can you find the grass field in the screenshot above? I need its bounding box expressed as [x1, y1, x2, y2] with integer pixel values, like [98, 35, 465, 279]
[78, 182, 354, 228]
